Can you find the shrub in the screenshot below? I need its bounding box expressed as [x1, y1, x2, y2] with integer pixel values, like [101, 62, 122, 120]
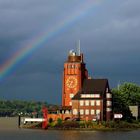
[85, 121, 93, 128]
[57, 118, 62, 125]
[79, 122, 85, 128]
[102, 121, 140, 129]
[48, 122, 56, 127]
[55, 118, 63, 128]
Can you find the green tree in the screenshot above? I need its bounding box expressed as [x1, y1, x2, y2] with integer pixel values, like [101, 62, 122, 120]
[57, 118, 62, 125]
[112, 82, 140, 120]
[119, 82, 140, 105]
[112, 88, 132, 120]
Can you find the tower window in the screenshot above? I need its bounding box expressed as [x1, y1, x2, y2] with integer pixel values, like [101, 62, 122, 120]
[71, 65, 74, 68]
[70, 94, 74, 98]
[69, 102, 72, 106]
[68, 65, 71, 68]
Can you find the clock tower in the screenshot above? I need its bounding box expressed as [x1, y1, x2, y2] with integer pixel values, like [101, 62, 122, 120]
[62, 50, 88, 106]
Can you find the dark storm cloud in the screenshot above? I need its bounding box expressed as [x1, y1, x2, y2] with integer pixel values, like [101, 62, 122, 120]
[0, 0, 140, 103]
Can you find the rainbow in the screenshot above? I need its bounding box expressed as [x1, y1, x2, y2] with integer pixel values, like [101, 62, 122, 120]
[0, 0, 102, 82]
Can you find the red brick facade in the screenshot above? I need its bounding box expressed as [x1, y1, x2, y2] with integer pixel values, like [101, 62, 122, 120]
[49, 50, 112, 122]
[62, 50, 112, 121]
[62, 51, 88, 106]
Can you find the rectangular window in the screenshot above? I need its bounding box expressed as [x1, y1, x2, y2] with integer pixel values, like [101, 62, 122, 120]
[68, 65, 71, 68]
[96, 109, 100, 115]
[86, 94, 91, 98]
[94, 94, 100, 98]
[91, 100, 95, 106]
[80, 100, 84, 106]
[71, 65, 76, 69]
[85, 109, 89, 115]
[106, 93, 112, 98]
[96, 100, 100, 106]
[81, 94, 86, 98]
[73, 109, 78, 115]
[106, 108, 112, 112]
[85, 100, 89, 106]
[91, 109, 95, 115]
[107, 101, 112, 106]
[80, 109, 84, 115]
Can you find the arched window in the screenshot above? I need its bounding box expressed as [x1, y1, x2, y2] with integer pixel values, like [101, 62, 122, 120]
[65, 110, 70, 114]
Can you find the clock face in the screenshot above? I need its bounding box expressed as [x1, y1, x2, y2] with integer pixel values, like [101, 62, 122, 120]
[66, 77, 77, 89]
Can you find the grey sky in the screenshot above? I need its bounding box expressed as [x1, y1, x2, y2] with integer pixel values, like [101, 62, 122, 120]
[0, 0, 140, 104]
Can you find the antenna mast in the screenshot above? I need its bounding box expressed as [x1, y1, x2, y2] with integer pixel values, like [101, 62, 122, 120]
[77, 40, 81, 56]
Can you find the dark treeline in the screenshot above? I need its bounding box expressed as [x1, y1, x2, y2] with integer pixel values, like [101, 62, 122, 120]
[0, 100, 48, 117]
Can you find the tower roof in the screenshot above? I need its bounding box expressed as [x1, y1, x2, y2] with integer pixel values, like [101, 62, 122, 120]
[67, 50, 84, 63]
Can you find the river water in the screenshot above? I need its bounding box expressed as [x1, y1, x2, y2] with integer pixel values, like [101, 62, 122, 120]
[0, 117, 140, 140]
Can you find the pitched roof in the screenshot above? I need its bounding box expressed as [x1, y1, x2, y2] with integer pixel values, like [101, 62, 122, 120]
[72, 91, 81, 100]
[72, 79, 109, 100]
[82, 79, 108, 92]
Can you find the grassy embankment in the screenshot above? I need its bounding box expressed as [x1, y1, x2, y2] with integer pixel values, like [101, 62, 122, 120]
[22, 120, 140, 131]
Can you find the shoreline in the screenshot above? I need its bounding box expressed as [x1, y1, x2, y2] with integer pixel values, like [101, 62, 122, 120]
[0, 117, 139, 132]
[21, 126, 140, 132]
[21, 124, 140, 132]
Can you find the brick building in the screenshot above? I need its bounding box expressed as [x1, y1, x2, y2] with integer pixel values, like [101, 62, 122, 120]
[72, 79, 112, 121]
[61, 49, 112, 121]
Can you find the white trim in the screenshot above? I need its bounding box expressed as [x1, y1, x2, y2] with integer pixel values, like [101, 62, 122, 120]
[81, 94, 100, 98]
[23, 118, 45, 124]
